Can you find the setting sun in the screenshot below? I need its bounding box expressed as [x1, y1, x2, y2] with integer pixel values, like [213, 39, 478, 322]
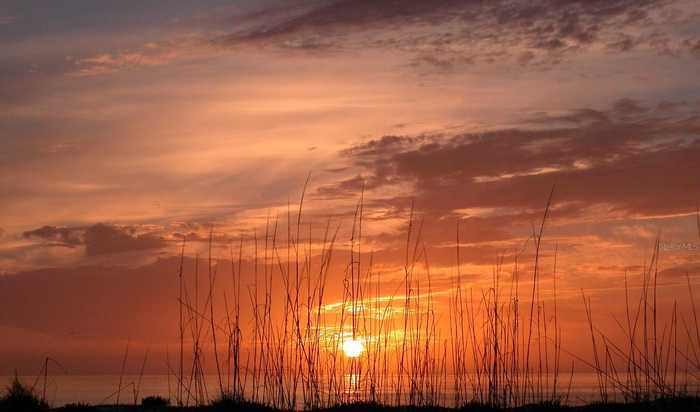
[341, 338, 365, 358]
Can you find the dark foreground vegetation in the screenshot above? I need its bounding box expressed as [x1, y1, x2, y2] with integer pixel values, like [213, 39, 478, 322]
[47, 398, 700, 411]
[1, 378, 699, 412]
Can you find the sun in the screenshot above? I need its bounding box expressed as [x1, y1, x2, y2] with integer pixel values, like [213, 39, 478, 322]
[341, 338, 365, 358]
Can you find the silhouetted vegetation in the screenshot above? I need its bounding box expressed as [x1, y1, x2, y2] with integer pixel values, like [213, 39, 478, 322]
[209, 393, 277, 412]
[0, 375, 48, 411]
[28, 396, 700, 411]
[2, 377, 698, 411]
[54, 403, 95, 412]
[142, 395, 170, 410]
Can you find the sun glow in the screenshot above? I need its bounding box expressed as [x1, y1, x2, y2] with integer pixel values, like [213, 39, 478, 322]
[341, 338, 365, 358]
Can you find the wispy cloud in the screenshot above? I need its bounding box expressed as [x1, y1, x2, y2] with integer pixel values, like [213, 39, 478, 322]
[218, 0, 700, 69]
[66, 0, 700, 77]
[72, 34, 219, 76]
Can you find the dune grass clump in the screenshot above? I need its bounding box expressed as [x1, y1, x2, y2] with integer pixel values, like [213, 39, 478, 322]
[54, 403, 95, 412]
[210, 392, 278, 412]
[142, 395, 170, 410]
[0, 375, 48, 412]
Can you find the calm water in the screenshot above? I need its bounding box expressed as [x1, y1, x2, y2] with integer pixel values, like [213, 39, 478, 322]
[2, 373, 695, 407]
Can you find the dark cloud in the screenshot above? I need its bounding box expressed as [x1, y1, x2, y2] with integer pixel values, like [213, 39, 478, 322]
[232, 0, 658, 37]
[84, 224, 167, 256]
[343, 135, 422, 157]
[658, 261, 700, 279]
[218, 0, 698, 68]
[524, 108, 610, 126]
[23, 225, 83, 246]
[172, 231, 206, 242]
[606, 32, 640, 52]
[22, 223, 168, 256]
[612, 98, 648, 116]
[322, 99, 700, 218]
[683, 37, 700, 56]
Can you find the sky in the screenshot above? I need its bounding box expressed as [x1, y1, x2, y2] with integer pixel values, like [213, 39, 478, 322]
[1, 0, 700, 375]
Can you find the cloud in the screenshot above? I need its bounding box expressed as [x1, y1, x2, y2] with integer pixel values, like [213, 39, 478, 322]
[72, 35, 218, 76]
[83, 224, 167, 256]
[22, 223, 168, 256]
[321, 98, 700, 219]
[218, 0, 700, 69]
[28, 0, 700, 79]
[23, 226, 83, 247]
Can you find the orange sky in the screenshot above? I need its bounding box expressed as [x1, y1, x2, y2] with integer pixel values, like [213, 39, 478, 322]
[1, 0, 700, 375]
